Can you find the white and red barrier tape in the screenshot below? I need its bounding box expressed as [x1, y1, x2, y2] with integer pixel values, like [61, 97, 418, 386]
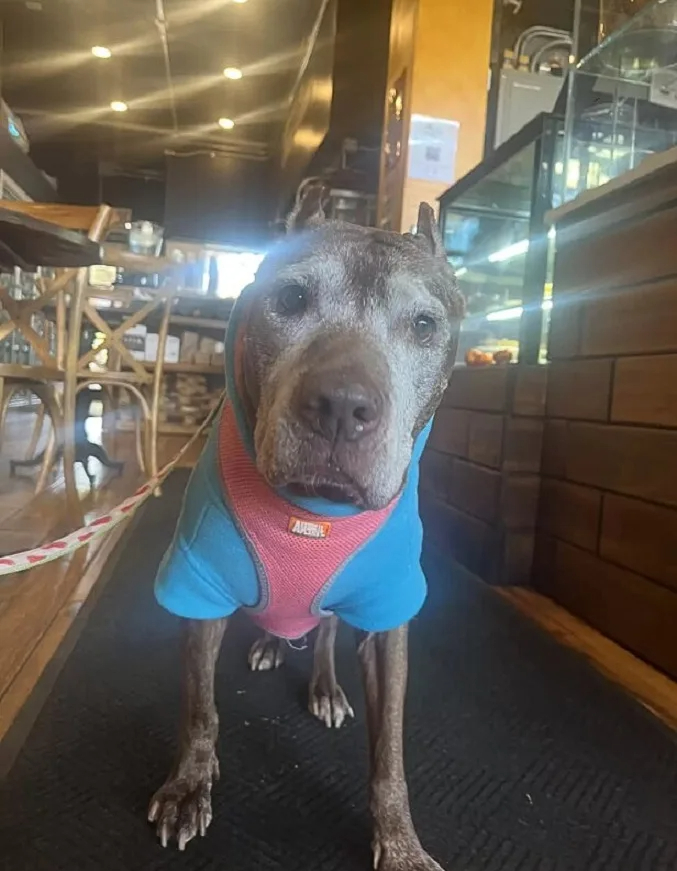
[0, 397, 223, 577]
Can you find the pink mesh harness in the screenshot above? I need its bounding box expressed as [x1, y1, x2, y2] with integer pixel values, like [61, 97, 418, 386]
[217, 403, 397, 639]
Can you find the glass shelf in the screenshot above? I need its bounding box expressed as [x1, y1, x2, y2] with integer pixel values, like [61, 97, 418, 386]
[563, 0, 677, 202]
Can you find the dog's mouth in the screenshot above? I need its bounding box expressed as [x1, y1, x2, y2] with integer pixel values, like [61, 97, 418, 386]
[284, 470, 365, 506]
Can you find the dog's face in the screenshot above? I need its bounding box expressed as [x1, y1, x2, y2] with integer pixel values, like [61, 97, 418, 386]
[235, 203, 464, 510]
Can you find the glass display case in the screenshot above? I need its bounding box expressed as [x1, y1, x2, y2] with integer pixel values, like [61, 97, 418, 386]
[439, 113, 561, 365]
[563, 0, 677, 202]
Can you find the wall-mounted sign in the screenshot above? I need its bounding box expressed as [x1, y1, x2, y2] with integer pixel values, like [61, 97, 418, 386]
[407, 114, 459, 184]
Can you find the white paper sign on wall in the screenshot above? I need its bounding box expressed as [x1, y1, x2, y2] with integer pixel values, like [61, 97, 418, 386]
[407, 114, 459, 184]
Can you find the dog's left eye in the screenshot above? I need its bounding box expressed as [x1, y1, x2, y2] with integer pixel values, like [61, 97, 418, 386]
[276, 284, 308, 316]
[413, 315, 437, 344]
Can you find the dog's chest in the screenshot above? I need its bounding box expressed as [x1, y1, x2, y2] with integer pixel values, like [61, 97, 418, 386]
[216, 404, 395, 639]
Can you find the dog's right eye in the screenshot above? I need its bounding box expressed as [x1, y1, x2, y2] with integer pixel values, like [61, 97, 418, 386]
[276, 284, 308, 316]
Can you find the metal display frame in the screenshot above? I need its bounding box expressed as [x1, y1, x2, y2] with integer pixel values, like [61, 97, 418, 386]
[438, 112, 561, 365]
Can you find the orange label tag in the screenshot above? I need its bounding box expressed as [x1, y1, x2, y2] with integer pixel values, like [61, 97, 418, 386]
[288, 516, 332, 539]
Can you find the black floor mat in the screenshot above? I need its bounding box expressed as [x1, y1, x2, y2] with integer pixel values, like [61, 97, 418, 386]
[1, 471, 677, 871]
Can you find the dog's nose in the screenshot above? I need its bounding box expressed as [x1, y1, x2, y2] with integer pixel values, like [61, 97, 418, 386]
[297, 375, 383, 442]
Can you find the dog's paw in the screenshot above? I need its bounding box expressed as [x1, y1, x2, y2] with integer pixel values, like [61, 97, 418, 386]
[148, 773, 216, 850]
[372, 836, 445, 871]
[309, 681, 354, 728]
[248, 635, 286, 671]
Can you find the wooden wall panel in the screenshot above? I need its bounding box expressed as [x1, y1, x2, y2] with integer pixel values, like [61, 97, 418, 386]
[448, 459, 500, 522]
[547, 296, 584, 360]
[612, 355, 677, 427]
[503, 418, 544, 473]
[467, 413, 504, 469]
[512, 366, 548, 417]
[536, 539, 677, 679]
[555, 208, 677, 294]
[541, 420, 568, 478]
[445, 365, 511, 412]
[421, 366, 545, 587]
[565, 423, 677, 508]
[501, 532, 536, 586]
[539, 478, 601, 552]
[600, 494, 677, 592]
[543, 167, 677, 680]
[419, 448, 454, 502]
[420, 497, 496, 578]
[546, 359, 613, 421]
[501, 475, 540, 529]
[581, 279, 677, 357]
[429, 407, 470, 456]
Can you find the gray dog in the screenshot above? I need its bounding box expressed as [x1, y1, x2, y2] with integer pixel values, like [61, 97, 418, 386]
[148, 202, 464, 870]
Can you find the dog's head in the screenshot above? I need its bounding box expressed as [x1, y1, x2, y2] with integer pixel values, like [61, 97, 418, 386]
[232, 202, 464, 511]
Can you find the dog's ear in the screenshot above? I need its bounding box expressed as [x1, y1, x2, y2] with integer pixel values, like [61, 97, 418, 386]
[409, 202, 445, 259]
[286, 183, 328, 233]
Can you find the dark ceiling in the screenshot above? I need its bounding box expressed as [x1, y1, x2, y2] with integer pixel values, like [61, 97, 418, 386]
[0, 0, 324, 168]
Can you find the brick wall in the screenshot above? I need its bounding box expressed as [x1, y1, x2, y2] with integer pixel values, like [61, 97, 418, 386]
[534, 172, 677, 680]
[420, 365, 546, 586]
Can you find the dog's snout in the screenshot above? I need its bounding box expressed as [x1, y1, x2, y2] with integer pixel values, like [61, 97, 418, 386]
[297, 374, 383, 443]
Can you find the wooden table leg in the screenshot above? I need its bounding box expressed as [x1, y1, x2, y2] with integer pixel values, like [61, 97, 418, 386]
[28, 383, 62, 495]
[25, 402, 46, 460]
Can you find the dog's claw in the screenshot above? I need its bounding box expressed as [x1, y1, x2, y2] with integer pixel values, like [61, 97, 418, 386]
[248, 635, 285, 671]
[148, 772, 215, 850]
[309, 681, 354, 728]
[371, 835, 444, 871]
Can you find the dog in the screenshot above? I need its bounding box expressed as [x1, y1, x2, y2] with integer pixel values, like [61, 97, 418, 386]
[148, 202, 464, 870]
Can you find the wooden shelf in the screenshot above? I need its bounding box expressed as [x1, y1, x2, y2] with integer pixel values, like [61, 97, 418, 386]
[169, 315, 229, 330]
[0, 202, 131, 232]
[121, 361, 224, 375]
[101, 246, 179, 274]
[0, 364, 65, 381]
[162, 362, 224, 375]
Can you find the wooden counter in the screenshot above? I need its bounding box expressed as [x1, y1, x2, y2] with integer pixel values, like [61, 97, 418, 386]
[537, 150, 677, 680]
[422, 148, 677, 681]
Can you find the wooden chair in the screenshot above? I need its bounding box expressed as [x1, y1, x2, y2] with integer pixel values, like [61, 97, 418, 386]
[64, 282, 174, 487]
[63, 237, 187, 488]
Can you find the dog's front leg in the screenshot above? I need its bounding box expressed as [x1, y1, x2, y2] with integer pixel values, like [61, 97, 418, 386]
[149, 617, 227, 850]
[359, 626, 443, 871]
[309, 615, 354, 728]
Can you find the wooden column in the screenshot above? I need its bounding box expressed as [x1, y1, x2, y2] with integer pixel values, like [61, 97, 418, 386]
[377, 0, 494, 231]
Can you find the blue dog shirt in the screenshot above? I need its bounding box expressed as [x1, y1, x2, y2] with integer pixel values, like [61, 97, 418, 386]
[154, 286, 432, 639]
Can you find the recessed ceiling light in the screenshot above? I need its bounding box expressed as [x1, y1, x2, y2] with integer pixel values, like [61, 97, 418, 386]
[218, 117, 235, 130]
[92, 46, 112, 59]
[110, 101, 128, 112]
[232, 0, 248, 4]
[223, 67, 243, 80]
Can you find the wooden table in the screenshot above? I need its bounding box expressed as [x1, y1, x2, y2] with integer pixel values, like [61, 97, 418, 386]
[0, 206, 103, 271]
